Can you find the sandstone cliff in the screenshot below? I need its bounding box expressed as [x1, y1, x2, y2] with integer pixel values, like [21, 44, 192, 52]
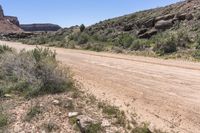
[0, 5, 23, 33]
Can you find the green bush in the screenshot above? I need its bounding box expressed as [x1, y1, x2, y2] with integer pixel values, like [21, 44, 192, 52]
[130, 39, 150, 51]
[193, 50, 200, 60]
[80, 24, 86, 32]
[77, 33, 89, 44]
[0, 45, 12, 54]
[131, 124, 151, 133]
[85, 123, 102, 133]
[153, 33, 177, 55]
[25, 105, 41, 122]
[0, 113, 7, 128]
[117, 34, 134, 49]
[0, 47, 74, 98]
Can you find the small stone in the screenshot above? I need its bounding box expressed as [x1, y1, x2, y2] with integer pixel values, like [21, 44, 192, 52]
[68, 112, 79, 117]
[76, 115, 97, 129]
[52, 100, 60, 105]
[4, 94, 12, 98]
[101, 119, 111, 127]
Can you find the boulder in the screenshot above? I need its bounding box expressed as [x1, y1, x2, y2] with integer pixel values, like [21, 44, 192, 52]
[155, 20, 173, 30]
[155, 14, 175, 22]
[176, 13, 187, 21]
[143, 18, 155, 28]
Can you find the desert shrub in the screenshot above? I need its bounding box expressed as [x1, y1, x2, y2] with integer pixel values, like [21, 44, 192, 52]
[195, 37, 200, 49]
[25, 105, 41, 122]
[85, 123, 102, 133]
[0, 113, 7, 128]
[153, 33, 177, 55]
[131, 124, 151, 133]
[77, 33, 89, 44]
[44, 121, 59, 132]
[130, 39, 151, 51]
[111, 46, 123, 53]
[193, 50, 200, 60]
[176, 30, 191, 48]
[0, 45, 12, 54]
[117, 34, 134, 49]
[80, 24, 85, 32]
[90, 43, 105, 52]
[0, 47, 73, 98]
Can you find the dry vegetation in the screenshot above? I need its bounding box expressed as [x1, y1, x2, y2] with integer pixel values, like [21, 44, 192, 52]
[0, 45, 165, 133]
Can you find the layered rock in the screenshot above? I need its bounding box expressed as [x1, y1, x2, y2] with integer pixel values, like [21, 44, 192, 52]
[20, 24, 61, 32]
[0, 5, 23, 33]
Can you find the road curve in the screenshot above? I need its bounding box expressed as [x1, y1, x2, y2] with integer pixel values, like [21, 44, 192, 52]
[1, 41, 200, 133]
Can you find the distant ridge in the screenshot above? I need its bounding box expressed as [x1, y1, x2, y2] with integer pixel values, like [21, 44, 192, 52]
[20, 23, 61, 32]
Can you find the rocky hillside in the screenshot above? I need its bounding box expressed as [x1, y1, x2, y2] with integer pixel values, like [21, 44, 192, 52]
[0, 5, 23, 33]
[10, 0, 200, 60]
[20, 23, 61, 32]
[85, 0, 199, 39]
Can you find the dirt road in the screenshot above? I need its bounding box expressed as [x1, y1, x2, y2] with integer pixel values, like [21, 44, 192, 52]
[1, 41, 200, 133]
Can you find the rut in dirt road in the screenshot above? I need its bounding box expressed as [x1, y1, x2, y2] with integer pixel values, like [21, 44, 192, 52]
[1, 41, 200, 133]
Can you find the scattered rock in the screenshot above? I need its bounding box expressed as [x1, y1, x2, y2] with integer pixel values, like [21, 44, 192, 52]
[76, 115, 98, 132]
[4, 94, 12, 98]
[68, 112, 79, 118]
[52, 100, 60, 105]
[101, 119, 111, 127]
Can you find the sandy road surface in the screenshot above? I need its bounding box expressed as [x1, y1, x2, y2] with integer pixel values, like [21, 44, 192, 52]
[1, 41, 200, 133]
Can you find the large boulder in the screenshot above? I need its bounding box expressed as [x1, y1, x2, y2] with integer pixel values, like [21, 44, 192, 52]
[155, 20, 173, 30]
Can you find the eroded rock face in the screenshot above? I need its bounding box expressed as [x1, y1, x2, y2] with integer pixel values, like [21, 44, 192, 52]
[20, 24, 61, 32]
[5, 16, 20, 26]
[0, 5, 23, 33]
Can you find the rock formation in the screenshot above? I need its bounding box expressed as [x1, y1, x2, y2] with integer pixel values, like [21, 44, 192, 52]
[0, 5, 23, 33]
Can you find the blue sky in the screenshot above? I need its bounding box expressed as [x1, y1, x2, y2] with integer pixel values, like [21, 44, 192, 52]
[0, 0, 181, 27]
